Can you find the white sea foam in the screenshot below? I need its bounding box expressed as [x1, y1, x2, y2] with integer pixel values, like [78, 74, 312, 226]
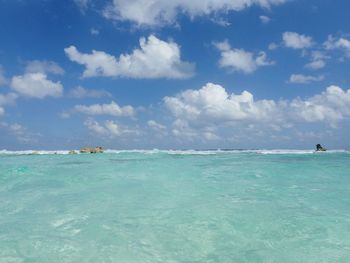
[0, 150, 75, 155]
[257, 149, 349, 155]
[0, 149, 348, 155]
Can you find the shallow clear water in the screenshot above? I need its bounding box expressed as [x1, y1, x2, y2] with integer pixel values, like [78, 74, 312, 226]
[0, 151, 350, 262]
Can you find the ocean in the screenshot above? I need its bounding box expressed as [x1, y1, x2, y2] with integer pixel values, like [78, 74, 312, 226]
[0, 150, 350, 262]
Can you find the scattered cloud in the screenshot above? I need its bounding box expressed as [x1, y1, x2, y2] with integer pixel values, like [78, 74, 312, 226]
[10, 73, 63, 99]
[283, 32, 314, 49]
[65, 35, 194, 79]
[324, 35, 350, 57]
[259, 15, 271, 24]
[103, 0, 287, 27]
[84, 118, 140, 138]
[69, 86, 111, 98]
[305, 60, 325, 70]
[214, 40, 274, 74]
[74, 101, 135, 117]
[289, 74, 324, 84]
[25, 60, 64, 75]
[304, 51, 329, 70]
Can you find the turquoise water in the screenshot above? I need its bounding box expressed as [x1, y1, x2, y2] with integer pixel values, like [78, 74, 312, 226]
[0, 150, 350, 262]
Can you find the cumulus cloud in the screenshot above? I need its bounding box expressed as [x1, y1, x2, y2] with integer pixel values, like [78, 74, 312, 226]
[10, 73, 63, 98]
[65, 35, 194, 79]
[162, 83, 350, 140]
[324, 35, 350, 57]
[74, 101, 135, 117]
[25, 60, 64, 75]
[84, 118, 140, 138]
[289, 74, 324, 84]
[164, 83, 284, 140]
[103, 0, 287, 27]
[164, 83, 280, 123]
[214, 41, 274, 74]
[283, 32, 314, 49]
[290, 85, 350, 124]
[69, 86, 111, 98]
[259, 15, 271, 24]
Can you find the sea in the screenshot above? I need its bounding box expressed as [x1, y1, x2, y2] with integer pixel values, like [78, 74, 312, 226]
[0, 149, 349, 262]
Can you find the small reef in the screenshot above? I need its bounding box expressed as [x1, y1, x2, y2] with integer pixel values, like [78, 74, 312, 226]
[79, 146, 104, 154]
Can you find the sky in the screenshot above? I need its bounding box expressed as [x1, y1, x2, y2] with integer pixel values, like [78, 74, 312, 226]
[0, 0, 350, 150]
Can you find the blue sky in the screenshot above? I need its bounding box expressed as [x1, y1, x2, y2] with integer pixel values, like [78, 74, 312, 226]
[0, 0, 350, 150]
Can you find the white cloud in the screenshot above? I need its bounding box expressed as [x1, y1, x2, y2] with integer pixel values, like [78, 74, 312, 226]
[147, 120, 166, 130]
[283, 32, 314, 49]
[103, 0, 287, 27]
[10, 73, 63, 98]
[305, 60, 325, 70]
[163, 83, 284, 140]
[259, 15, 271, 24]
[65, 35, 194, 79]
[0, 107, 4, 116]
[25, 60, 64, 75]
[74, 101, 135, 117]
[324, 35, 350, 57]
[164, 83, 281, 123]
[289, 74, 324, 84]
[147, 120, 168, 137]
[162, 83, 350, 140]
[64, 46, 118, 77]
[215, 41, 274, 74]
[0, 65, 7, 86]
[305, 51, 328, 70]
[69, 86, 111, 98]
[290, 85, 350, 124]
[84, 118, 140, 138]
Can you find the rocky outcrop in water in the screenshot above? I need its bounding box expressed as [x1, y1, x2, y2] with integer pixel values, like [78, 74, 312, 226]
[79, 147, 104, 154]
